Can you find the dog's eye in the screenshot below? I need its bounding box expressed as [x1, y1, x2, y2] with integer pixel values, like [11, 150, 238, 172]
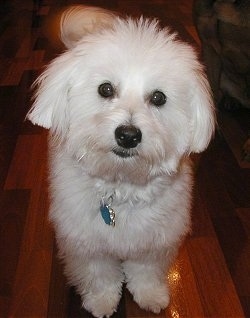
[98, 83, 114, 98]
[150, 91, 167, 106]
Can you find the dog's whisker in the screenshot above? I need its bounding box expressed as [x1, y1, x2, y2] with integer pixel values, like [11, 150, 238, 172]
[77, 153, 86, 162]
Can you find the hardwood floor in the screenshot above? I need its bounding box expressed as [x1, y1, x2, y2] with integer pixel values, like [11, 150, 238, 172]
[0, 0, 249, 317]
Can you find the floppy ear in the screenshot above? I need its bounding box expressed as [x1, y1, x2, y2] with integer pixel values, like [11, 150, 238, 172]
[27, 53, 74, 136]
[189, 69, 216, 153]
[59, 5, 116, 48]
[28, 5, 117, 134]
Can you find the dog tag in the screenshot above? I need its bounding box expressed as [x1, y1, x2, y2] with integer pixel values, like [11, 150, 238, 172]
[100, 204, 115, 227]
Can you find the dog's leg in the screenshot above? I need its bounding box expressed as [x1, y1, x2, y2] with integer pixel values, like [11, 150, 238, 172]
[64, 255, 124, 317]
[122, 249, 176, 313]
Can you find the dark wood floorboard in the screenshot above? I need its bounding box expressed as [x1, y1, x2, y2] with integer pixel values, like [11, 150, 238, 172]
[0, 0, 249, 317]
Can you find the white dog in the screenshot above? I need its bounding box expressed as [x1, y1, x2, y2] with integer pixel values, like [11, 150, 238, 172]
[28, 5, 215, 317]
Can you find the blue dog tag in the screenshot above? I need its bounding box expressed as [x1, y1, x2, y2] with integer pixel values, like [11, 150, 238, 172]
[100, 204, 115, 226]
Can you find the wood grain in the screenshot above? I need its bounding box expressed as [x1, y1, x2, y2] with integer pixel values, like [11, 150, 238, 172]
[0, 0, 249, 317]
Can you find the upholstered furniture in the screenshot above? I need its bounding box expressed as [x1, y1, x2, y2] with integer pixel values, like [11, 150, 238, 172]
[193, 0, 250, 110]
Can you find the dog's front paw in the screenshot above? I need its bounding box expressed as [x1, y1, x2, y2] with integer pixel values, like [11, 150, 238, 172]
[130, 283, 170, 314]
[83, 289, 121, 318]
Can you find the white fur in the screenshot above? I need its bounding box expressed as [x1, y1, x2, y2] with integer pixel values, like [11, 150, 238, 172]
[28, 6, 215, 317]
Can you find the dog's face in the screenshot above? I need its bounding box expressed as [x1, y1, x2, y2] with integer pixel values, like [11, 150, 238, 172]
[28, 7, 215, 184]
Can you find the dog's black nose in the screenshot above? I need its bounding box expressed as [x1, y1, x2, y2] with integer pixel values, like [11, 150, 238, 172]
[115, 125, 142, 148]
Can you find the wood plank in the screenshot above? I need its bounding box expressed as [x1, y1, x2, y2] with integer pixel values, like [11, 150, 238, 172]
[47, 244, 69, 318]
[4, 133, 47, 190]
[187, 237, 245, 317]
[0, 189, 30, 316]
[166, 245, 205, 318]
[16, 34, 38, 59]
[0, 59, 27, 86]
[8, 161, 53, 317]
[233, 208, 250, 314]
[8, 249, 53, 318]
[25, 50, 45, 71]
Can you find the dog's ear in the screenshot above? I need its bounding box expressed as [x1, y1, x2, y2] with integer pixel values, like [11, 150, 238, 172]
[27, 53, 73, 136]
[189, 70, 216, 153]
[27, 6, 116, 135]
[59, 5, 116, 49]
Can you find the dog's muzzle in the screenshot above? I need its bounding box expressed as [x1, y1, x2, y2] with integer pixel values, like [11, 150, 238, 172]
[113, 125, 142, 158]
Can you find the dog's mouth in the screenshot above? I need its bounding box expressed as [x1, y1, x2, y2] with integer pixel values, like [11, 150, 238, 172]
[112, 147, 138, 158]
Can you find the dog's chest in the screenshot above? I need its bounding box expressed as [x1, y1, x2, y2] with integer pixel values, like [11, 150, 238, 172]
[50, 158, 192, 258]
[57, 178, 190, 258]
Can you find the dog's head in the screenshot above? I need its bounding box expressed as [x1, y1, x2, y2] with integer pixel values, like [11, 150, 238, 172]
[28, 6, 215, 183]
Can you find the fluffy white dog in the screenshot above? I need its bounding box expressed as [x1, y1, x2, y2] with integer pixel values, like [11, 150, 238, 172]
[28, 5, 215, 317]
